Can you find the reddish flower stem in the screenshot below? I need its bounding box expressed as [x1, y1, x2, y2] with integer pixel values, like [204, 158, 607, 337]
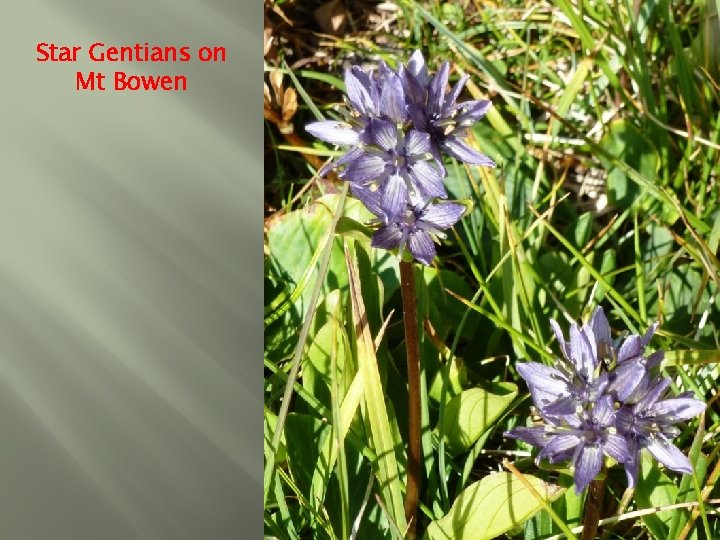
[400, 260, 421, 539]
[582, 477, 605, 540]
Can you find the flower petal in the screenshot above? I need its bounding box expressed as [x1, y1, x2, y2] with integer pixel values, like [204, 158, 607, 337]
[306, 121, 359, 146]
[603, 433, 630, 464]
[371, 223, 402, 250]
[408, 230, 435, 265]
[441, 75, 469, 114]
[593, 395, 617, 427]
[549, 319, 571, 360]
[398, 64, 425, 105]
[589, 306, 612, 356]
[441, 136, 496, 166]
[420, 202, 466, 229]
[649, 397, 706, 423]
[350, 183, 384, 217]
[617, 334, 642, 363]
[427, 61, 450, 116]
[635, 377, 672, 413]
[640, 321, 659, 348]
[646, 435, 693, 474]
[505, 426, 552, 448]
[607, 358, 647, 402]
[407, 50, 430, 87]
[370, 119, 399, 152]
[644, 350, 664, 370]
[379, 74, 407, 123]
[541, 434, 582, 459]
[569, 323, 595, 381]
[407, 103, 428, 132]
[455, 99, 492, 124]
[345, 68, 376, 115]
[623, 437, 641, 487]
[573, 444, 603, 493]
[318, 146, 364, 177]
[543, 396, 580, 417]
[406, 160, 446, 198]
[342, 155, 388, 184]
[516, 362, 569, 404]
[381, 173, 408, 218]
[404, 130, 431, 156]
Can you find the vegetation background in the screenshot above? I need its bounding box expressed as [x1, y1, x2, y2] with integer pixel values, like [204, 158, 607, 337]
[264, 1, 720, 538]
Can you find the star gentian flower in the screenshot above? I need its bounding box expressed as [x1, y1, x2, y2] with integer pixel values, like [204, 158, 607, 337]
[400, 51, 495, 167]
[372, 201, 464, 266]
[305, 65, 407, 175]
[616, 376, 706, 486]
[305, 51, 495, 264]
[517, 309, 611, 419]
[339, 119, 445, 217]
[507, 396, 629, 493]
[353, 184, 465, 266]
[506, 308, 706, 492]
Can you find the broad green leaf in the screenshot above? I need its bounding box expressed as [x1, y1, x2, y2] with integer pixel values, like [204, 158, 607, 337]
[309, 369, 364, 511]
[443, 383, 518, 454]
[524, 509, 554, 540]
[429, 357, 467, 404]
[425, 472, 565, 540]
[266, 195, 373, 329]
[600, 120, 658, 209]
[336, 216, 372, 243]
[636, 453, 679, 539]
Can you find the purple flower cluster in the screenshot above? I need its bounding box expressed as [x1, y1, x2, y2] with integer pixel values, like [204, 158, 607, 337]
[306, 51, 494, 265]
[506, 307, 705, 493]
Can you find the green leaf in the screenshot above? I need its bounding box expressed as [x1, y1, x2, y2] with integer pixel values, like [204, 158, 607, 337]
[524, 509, 554, 540]
[428, 356, 467, 404]
[442, 383, 518, 454]
[336, 216, 372, 243]
[635, 453, 679, 539]
[285, 413, 331, 503]
[266, 195, 374, 317]
[306, 318, 352, 390]
[422, 266, 477, 341]
[668, 417, 709, 539]
[600, 120, 659, 209]
[264, 408, 287, 465]
[424, 472, 565, 540]
[568, 212, 593, 250]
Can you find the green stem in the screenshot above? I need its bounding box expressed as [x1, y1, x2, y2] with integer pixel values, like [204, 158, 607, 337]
[400, 260, 421, 539]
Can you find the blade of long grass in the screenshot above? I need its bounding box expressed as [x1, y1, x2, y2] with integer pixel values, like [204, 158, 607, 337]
[277, 468, 339, 540]
[330, 314, 350, 540]
[531, 207, 642, 323]
[344, 242, 407, 532]
[634, 212, 647, 322]
[503, 460, 578, 540]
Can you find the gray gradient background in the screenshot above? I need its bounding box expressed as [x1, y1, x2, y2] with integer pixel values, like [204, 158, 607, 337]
[0, 1, 260, 538]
